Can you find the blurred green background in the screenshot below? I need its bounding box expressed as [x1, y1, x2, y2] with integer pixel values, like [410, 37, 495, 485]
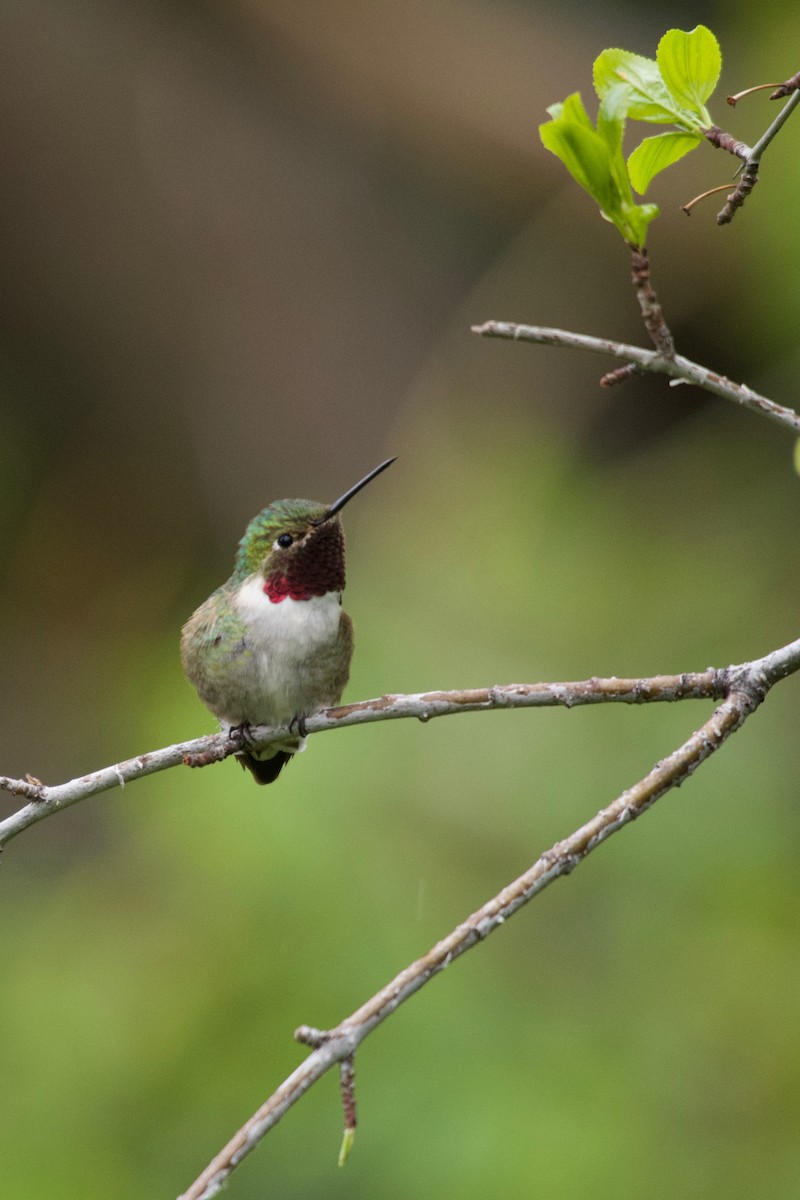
[2, 1, 800, 1197]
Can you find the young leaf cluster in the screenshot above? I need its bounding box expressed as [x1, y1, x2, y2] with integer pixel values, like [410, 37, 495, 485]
[540, 26, 721, 245]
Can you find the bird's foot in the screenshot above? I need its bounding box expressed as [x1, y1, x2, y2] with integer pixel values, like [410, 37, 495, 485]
[229, 721, 258, 749]
[289, 712, 309, 738]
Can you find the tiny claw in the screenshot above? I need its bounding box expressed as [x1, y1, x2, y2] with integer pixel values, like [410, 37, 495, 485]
[289, 713, 309, 737]
[230, 721, 257, 748]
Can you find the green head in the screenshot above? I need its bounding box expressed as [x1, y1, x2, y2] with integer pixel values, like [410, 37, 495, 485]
[233, 458, 395, 601]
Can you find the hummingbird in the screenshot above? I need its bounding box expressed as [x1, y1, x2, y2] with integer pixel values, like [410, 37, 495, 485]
[181, 458, 395, 784]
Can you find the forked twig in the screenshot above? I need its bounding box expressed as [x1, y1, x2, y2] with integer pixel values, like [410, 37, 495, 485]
[472, 321, 800, 435]
[687, 89, 800, 223]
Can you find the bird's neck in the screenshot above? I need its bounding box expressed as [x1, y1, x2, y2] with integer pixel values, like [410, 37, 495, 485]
[264, 521, 345, 604]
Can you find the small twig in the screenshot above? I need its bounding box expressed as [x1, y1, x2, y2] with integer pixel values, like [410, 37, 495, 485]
[739, 85, 800, 169]
[177, 641, 796, 1200]
[294, 1025, 330, 1049]
[1, 776, 46, 801]
[702, 125, 753, 160]
[770, 70, 800, 100]
[727, 83, 782, 107]
[628, 247, 674, 358]
[716, 89, 800, 224]
[595, 246, 673, 385]
[472, 321, 800, 435]
[338, 1057, 357, 1166]
[686, 89, 800, 222]
[681, 183, 735, 215]
[696, 125, 758, 225]
[599, 362, 641, 387]
[715, 166, 759, 225]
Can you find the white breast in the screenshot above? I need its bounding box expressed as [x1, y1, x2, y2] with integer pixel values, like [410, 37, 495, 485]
[234, 576, 342, 653]
[229, 575, 343, 726]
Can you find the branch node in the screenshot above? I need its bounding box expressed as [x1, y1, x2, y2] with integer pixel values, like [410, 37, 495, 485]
[294, 1024, 332, 1048]
[176, 659, 800, 1198]
[716, 167, 759, 225]
[0, 775, 46, 801]
[719, 664, 768, 707]
[770, 71, 800, 100]
[183, 735, 242, 770]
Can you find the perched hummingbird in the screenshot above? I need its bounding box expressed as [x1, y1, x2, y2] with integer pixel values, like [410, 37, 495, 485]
[181, 458, 395, 784]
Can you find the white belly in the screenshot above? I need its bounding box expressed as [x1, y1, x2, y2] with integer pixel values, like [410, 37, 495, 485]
[227, 576, 343, 728]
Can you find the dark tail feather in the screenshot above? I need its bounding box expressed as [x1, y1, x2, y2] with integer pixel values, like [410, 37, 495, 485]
[237, 750, 294, 786]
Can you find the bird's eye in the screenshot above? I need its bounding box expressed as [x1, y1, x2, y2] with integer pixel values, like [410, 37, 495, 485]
[275, 533, 294, 549]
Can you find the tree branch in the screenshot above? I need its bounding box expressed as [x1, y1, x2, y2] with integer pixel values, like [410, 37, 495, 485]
[0, 671, 722, 848]
[4, 639, 800, 851]
[628, 246, 675, 357]
[695, 89, 800, 224]
[471, 321, 800, 435]
[177, 661, 776, 1200]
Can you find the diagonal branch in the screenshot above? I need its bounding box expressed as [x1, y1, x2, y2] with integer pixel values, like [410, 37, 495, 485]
[696, 89, 800, 224]
[717, 87, 800, 223]
[177, 677, 765, 1200]
[471, 321, 800, 435]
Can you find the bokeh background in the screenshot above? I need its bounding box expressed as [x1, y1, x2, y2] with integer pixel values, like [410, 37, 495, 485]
[2, 1, 799, 1197]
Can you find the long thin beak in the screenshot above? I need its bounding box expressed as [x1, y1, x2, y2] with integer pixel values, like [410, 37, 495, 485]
[313, 457, 396, 524]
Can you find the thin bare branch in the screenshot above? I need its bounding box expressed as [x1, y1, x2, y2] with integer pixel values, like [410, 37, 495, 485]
[716, 166, 759, 224]
[599, 362, 641, 387]
[5, 639, 800, 851]
[727, 83, 782, 107]
[177, 676, 767, 1200]
[471, 321, 800, 436]
[716, 88, 800, 223]
[0, 671, 723, 848]
[702, 125, 753, 160]
[629, 247, 674, 357]
[3, 640, 795, 1197]
[770, 70, 800, 100]
[681, 182, 735, 215]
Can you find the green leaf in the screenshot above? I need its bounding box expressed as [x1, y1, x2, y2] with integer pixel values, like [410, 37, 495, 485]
[596, 81, 627, 154]
[628, 131, 702, 193]
[540, 93, 618, 215]
[596, 84, 628, 187]
[594, 48, 686, 125]
[540, 90, 660, 248]
[657, 26, 720, 124]
[545, 91, 595, 133]
[338, 1126, 356, 1167]
[617, 200, 659, 249]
